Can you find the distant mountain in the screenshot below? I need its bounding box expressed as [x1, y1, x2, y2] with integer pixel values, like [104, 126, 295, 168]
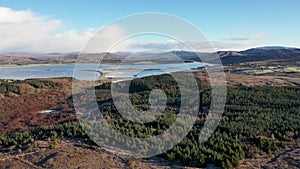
[161, 46, 300, 65]
[1, 46, 300, 65]
[217, 46, 300, 65]
[0, 52, 79, 58]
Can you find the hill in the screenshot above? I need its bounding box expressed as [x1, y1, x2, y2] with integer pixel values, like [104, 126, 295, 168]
[1, 46, 300, 66]
[218, 47, 300, 65]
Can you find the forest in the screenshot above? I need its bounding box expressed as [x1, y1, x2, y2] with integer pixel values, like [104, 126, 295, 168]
[0, 75, 300, 169]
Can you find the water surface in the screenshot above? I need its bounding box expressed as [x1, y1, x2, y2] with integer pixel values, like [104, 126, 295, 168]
[0, 62, 210, 80]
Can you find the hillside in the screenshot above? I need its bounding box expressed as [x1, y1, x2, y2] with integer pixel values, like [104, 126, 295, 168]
[1, 46, 300, 67]
[1, 47, 300, 168]
[171, 47, 300, 65]
[1, 75, 300, 168]
[218, 47, 300, 65]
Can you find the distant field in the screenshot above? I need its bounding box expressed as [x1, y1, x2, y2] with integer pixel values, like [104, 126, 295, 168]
[235, 67, 300, 75]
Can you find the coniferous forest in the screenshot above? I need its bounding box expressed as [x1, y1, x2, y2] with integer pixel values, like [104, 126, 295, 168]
[1, 75, 300, 168]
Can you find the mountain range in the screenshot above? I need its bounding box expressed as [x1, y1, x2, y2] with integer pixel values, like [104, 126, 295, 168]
[1, 46, 300, 65]
[170, 46, 300, 65]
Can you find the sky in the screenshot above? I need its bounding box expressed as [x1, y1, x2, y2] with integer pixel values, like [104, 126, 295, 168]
[0, 0, 299, 53]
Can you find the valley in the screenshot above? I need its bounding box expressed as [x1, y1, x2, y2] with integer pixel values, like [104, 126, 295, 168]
[1, 47, 300, 168]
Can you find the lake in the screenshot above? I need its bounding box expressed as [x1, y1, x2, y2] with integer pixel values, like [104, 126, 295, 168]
[0, 62, 210, 80]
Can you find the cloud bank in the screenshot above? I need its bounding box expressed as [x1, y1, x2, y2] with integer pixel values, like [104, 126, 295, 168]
[0, 7, 262, 53]
[0, 7, 95, 53]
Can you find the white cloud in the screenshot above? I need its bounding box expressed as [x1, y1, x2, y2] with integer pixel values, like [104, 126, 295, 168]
[0, 7, 37, 23]
[82, 24, 135, 53]
[0, 7, 95, 53]
[0, 7, 262, 53]
[222, 33, 269, 41]
[118, 40, 256, 52]
[125, 40, 185, 52]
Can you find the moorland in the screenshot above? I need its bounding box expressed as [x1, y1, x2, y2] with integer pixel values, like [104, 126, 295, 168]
[1, 47, 300, 169]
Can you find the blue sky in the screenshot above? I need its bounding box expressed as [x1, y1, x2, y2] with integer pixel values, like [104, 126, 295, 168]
[0, 0, 299, 52]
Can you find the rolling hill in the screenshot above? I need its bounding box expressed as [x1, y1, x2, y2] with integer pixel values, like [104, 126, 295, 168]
[1, 46, 300, 66]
